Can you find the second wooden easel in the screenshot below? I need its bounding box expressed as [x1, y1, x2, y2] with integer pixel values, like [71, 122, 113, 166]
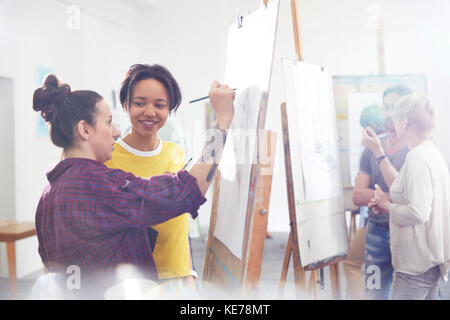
[277, 0, 345, 300]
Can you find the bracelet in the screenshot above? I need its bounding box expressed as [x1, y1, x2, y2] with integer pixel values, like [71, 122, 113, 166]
[376, 154, 387, 164]
[203, 124, 228, 182]
[213, 122, 228, 142]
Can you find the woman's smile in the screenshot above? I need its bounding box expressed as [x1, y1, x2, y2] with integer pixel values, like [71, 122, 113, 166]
[138, 119, 159, 129]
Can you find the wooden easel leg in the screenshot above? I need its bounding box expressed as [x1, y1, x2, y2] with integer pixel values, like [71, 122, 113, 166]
[349, 211, 357, 240]
[329, 263, 342, 300]
[307, 270, 320, 300]
[6, 241, 17, 300]
[279, 232, 308, 299]
[278, 235, 292, 298]
[313, 270, 320, 300]
[291, 242, 307, 298]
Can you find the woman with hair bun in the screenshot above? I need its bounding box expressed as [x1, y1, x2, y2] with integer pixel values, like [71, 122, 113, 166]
[33, 74, 235, 298]
[33, 75, 111, 161]
[370, 95, 450, 299]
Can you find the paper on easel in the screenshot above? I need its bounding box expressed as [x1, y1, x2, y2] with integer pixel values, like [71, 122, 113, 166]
[282, 59, 348, 266]
[212, 1, 279, 259]
[224, 0, 278, 93]
[214, 87, 262, 259]
[282, 60, 341, 202]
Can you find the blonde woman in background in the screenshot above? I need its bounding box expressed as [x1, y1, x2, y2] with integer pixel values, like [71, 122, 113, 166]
[371, 94, 450, 299]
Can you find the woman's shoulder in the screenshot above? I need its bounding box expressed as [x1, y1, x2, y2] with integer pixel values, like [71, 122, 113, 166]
[404, 143, 436, 170]
[160, 140, 186, 168]
[63, 157, 135, 187]
[161, 140, 185, 156]
[47, 159, 135, 195]
[161, 139, 182, 150]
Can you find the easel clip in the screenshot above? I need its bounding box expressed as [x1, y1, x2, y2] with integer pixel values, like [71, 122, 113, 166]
[236, 6, 243, 29]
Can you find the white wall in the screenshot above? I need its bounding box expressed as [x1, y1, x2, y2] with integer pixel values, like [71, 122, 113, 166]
[0, 78, 15, 221]
[0, 0, 139, 277]
[0, 77, 16, 276]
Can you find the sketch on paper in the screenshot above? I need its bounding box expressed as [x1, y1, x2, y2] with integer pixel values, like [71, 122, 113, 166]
[282, 59, 348, 266]
[283, 60, 341, 202]
[310, 106, 338, 175]
[213, 86, 263, 259]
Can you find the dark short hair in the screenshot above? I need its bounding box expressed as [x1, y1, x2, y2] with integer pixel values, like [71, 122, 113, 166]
[119, 64, 182, 113]
[383, 84, 413, 99]
[33, 74, 102, 149]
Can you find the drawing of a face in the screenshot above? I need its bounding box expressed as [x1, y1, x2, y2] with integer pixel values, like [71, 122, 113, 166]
[311, 99, 337, 174]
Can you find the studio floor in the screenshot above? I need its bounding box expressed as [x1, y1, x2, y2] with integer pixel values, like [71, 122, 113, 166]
[1, 230, 450, 300]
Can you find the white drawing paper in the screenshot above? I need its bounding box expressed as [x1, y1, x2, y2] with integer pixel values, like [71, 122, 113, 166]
[213, 87, 263, 259]
[224, 0, 278, 92]
[283, 60, 341, 202]
[211, 1, 279, 259]
[282, 59, 348, 266]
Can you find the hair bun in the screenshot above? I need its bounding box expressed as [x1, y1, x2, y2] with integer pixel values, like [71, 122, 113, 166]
[43, 74, 60, 89]
[33, 74, 71, 122]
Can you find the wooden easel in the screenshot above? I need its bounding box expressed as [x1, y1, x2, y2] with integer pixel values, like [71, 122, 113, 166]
[279, 102, 345, 300]
[202, 1, 279, 297]
[277, 0, 345, 300]
[202, 98, 278, 297]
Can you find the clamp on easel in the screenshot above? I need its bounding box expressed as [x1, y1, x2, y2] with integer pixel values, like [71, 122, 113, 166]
[237, 0, 270, 29]
[236, 6, 243, 29]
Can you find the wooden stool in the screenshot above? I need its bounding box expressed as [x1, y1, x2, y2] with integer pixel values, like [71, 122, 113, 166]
[0, 220, 37, 299]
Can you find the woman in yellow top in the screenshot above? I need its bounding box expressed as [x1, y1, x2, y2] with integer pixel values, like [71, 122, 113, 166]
[105, 64, 195, 287]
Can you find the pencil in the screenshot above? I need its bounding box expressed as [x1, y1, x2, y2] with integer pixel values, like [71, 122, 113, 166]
[182, 157, 193, 170]
[189, 95, 210, 104]
[189, 88, 237, 104]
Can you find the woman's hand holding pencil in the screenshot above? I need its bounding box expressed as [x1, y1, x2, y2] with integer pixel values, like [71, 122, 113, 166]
[208, 81, 236, 130]
[189, 87, 237, 104]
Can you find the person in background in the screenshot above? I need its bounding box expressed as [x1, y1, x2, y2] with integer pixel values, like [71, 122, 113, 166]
[343, 85, 411, 300]
[33, 74, 235, 298]
[371, 95, 450, 299]
[342, 103, 385, 299]
[105, 64, 197, 290]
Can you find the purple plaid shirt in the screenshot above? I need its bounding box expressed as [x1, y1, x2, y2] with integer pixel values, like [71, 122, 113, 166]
[35, 158, 206, 295]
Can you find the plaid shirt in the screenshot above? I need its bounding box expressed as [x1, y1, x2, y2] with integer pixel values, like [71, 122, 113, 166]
[35, 158, 205, 296]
